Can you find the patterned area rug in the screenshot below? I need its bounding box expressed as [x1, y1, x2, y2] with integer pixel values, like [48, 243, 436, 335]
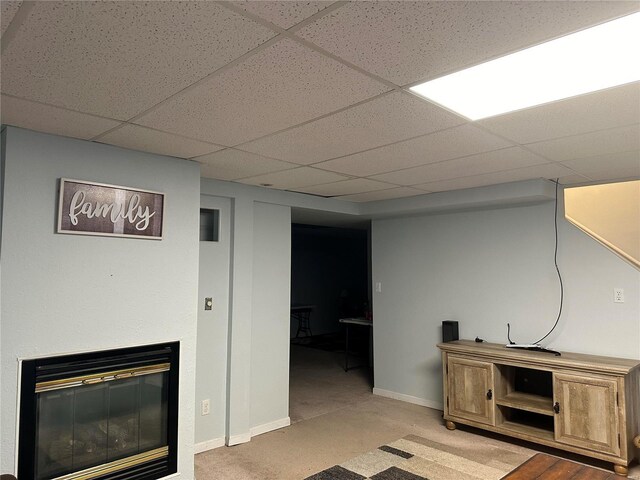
[304, 434, 531, 480]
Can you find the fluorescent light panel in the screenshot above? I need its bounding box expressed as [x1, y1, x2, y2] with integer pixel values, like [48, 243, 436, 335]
[410, 12, 640, 120]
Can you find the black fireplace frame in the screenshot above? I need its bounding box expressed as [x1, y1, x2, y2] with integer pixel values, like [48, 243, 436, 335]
[18, 342, 179, 480]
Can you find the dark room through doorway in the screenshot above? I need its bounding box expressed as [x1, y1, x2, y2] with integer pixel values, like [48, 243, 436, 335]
[289, 215, 373, 424]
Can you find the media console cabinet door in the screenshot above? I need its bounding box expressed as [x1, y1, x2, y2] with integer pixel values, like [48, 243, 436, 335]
[447, 356, 495, 426]
[553, 373, 620, 456]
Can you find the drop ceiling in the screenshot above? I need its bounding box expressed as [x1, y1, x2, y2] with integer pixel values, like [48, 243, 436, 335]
[1, 1, 639, 202]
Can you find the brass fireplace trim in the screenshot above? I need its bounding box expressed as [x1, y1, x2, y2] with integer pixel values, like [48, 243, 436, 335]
[35, 363, 170, 393]
[52, 446, 168, 480]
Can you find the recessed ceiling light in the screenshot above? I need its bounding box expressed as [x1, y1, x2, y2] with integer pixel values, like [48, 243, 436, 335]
[410, 12, 640, 121]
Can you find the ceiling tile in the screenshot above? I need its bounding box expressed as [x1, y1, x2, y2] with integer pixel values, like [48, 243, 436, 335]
[1, 1, 276, 119]
[370, 146, 548, 185]
[198, 149, 297, 181]
[1, 1, 21, 36]
[557, 175, 594, 185]
[297, 1, 639, 86]
[526, 124, 640, 162]
[560, 150, 640, 181]
[237, 166, 349, 189]
[479, 82, 640, 144]
[0, 95, 120, 140]
[136, 38, 389, 146]
[98, 124, 222, 159]
[336, 187, 426, 203]
[293, 178, 394, 196]
[239, 91, 465, 164]
[414, 163, 579, 192]
[234, 1, 335, 29]
[315, 124, 512, 177]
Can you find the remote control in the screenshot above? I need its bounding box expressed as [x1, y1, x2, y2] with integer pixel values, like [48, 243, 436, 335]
[505, 344, 561, 356]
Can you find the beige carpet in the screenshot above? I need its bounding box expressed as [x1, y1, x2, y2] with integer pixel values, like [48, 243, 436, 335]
[289, 344, 372, 423]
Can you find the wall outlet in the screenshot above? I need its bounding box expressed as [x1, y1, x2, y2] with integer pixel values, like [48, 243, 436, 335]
[614, 288, 624, 303]
[376, 282, 382, 293]
[201, 399, 210, 416]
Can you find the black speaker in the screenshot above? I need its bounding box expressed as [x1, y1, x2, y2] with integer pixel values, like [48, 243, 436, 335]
[442, 321, 459, 342]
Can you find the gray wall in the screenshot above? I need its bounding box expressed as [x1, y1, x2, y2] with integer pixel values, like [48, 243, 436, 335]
[372, 198, 640, 408]
[0, 127, 200, 477]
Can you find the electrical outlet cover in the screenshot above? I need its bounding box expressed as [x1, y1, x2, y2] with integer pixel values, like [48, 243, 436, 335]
[614, 288, 624, 303]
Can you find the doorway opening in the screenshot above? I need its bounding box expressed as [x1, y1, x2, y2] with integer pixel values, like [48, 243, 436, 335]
[289, 211, 373, 424]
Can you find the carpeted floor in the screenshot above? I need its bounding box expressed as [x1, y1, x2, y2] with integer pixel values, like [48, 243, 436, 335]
[289, 344, 372, 423]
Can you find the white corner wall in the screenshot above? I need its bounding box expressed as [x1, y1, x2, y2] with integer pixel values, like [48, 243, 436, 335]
[251, 202, 291, 432]
[0, 127, 200, 477]
[194, 195, 292, 449]
[196, 181, 296, 449]
[372, 196, 640, 409]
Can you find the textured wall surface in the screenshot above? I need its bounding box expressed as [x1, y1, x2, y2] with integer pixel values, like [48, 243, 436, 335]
[372, 198, 640, 408]
[0, 127, 200, 477]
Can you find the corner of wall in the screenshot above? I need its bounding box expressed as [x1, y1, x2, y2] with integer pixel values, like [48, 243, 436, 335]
[0, 126, 7, 253]
[373, 388, 443, 411]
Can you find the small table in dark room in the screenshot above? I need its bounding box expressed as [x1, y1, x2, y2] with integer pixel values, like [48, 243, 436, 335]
[339, 317, 373, 372]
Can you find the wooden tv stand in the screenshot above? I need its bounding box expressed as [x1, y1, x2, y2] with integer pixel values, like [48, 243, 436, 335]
[438, 340, 640, 476]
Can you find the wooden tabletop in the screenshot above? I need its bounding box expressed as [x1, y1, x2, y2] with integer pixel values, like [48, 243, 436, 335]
[438, 340, 640, 375]
[501, 454, 618, 479]
[339, 317, 373, 326]
[291, 304, 314, 311]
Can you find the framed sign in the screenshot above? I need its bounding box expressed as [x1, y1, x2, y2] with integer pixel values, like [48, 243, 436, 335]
[57, 178, 165, 239]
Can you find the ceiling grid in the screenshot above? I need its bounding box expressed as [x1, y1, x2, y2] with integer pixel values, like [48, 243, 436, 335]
[0, 1, 638, 200]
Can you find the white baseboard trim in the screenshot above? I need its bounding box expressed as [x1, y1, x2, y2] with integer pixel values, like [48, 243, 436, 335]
[194, 437, 226, 454]
[250, 416, 291, 437]
[226, 432, 251, 446]
[373, 388, 443, 411]
[223, 417, 291, 447]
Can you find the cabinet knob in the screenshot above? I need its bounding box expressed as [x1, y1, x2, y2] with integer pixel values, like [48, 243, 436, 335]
[553, 402, 560, 414]
[486, 389, 492, 400]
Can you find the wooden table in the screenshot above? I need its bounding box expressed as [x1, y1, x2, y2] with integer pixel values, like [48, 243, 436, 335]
[501, 454, 620, 479]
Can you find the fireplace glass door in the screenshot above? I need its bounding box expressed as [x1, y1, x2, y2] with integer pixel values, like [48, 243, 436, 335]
[36, 369, 168, 479]
[18, 343, 179, 480]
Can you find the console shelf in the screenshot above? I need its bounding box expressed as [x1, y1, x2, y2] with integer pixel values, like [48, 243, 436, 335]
[439, 340, 640, 477]
[496, 392, 554, 416]
[500, 420, 555, 442]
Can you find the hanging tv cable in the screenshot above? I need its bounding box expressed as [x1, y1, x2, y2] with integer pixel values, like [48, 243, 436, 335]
[505, 178, 563, 356]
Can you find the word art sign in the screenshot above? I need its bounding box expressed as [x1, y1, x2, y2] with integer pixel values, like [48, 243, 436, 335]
[58, 179, 164, 239]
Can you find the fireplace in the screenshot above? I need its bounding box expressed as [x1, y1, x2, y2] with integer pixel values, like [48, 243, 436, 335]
[18, 343, 179, 480]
